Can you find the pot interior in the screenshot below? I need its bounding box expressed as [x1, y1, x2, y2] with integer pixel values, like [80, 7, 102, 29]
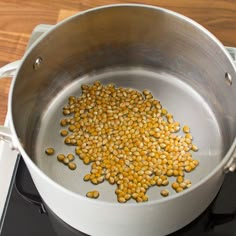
[11, 5, 236, 202]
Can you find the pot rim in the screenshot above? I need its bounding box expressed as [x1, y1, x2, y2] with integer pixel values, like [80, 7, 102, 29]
[8, 3, 236, 207]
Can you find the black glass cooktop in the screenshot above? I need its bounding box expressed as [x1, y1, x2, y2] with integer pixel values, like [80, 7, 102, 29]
[0, 156, 235, 236]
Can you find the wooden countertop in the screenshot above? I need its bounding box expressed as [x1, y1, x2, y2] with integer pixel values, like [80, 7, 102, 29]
[0, 0, 236, 125]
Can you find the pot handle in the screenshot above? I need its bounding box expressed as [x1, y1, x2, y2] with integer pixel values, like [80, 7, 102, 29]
[0, 24, 53, 79]
[223, 47, 236, 173]
[0, 25, 54, 147]
[0, 126, 18, 150]
[225, 46, 236, 66]
[0, 60, 21, 79]
[224, 155, 236, 173]
[0, 58, 21, 148]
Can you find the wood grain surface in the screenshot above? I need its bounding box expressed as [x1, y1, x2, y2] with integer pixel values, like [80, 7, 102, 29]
[0, 0, 235, 124]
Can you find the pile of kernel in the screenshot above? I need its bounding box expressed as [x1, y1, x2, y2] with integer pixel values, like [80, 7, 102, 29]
[58, 81, 199, 203]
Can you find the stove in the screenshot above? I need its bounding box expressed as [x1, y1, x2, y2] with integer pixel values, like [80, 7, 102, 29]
[0, 25, 236, 236]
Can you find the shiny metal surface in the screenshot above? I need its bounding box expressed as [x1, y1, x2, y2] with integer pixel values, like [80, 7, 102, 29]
[35, 67, 223, 202]
[11, 3, 236, 195]
[225, 72, 232, 86]
[33, 57, 43, 71]
[11, 5, 236, 157]
[5, 4, 236, 235]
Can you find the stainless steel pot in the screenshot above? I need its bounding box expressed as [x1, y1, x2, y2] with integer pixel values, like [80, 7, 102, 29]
[0, 4, 236, 236]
